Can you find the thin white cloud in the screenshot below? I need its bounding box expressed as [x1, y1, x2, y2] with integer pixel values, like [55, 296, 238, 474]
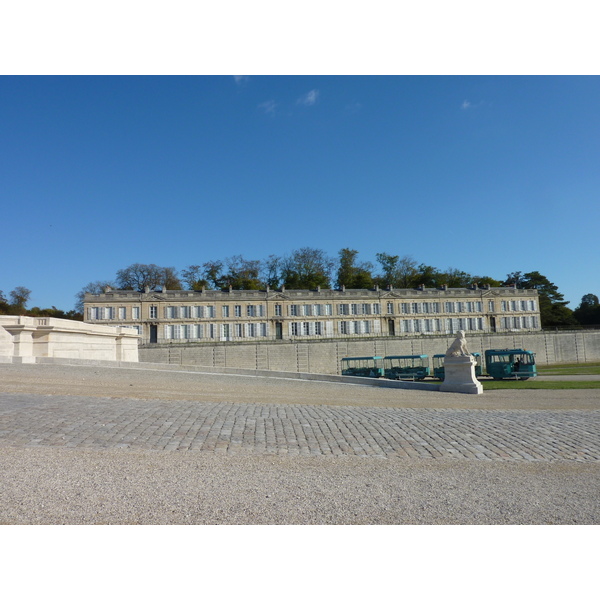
[297, 89, 320, 106]
[258, 100, 277, 115]
[461, 99, 486, 110]
[234, 75, 250, 85]
[344, 101, 362, 115]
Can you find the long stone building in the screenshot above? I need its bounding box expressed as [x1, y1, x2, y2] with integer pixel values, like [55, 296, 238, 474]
[84, 285, 541, 345]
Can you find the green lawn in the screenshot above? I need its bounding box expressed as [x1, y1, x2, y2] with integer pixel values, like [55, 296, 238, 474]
[537, 362, 600, 376]
[481, 379, 600, 391]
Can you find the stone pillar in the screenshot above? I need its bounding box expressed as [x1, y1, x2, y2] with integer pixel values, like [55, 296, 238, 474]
[5, 319, 37, 363]
[440, 355, 483, 394]
[115, 328, 140, 362]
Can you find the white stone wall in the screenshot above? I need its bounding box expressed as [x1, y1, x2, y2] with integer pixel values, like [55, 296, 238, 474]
[0, 316, 139, 364]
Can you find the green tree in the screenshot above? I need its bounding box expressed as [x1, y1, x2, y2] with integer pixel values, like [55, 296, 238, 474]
[374, 253, 399, 288]
[201, 261, 224, 289]
[222, 255, 262, 290]
[374, 253, 418, 288]
[0, 290, 11, 315]
[573, 294, 600, 326]
[281, 247, 333, 289]
[441, 268, 473, 288]
[9, 286, 31, 312]
[413, 264, 443, 287]
[473, 275, 502, 288]
[28, 306, 83, 320]
[336, 248, 374, 289]
[504, 271, 579, 328]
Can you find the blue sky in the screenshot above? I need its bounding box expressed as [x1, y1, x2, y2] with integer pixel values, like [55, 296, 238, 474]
[1, 75, 599, 311]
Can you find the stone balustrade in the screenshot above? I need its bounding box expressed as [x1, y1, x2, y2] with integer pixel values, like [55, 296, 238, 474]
[0, 316, 139, 364]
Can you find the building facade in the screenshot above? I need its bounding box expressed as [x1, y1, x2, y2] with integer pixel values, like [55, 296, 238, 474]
[84, 285, 541, 345]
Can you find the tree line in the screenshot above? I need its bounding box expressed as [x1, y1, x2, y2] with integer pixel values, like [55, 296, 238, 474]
[79, 248, 503, 297]
[0, 287, 82, 320]
[70, 247, 596, 329]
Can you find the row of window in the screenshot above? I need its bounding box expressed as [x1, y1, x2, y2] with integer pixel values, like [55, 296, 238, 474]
[88, 298, 539, 322]
[335, 303, 381, 316]
[501, 300, 537, 312]
[289, 303, 334, 316]
[392, 301, 484, 314]
[88, 307, 141, 320]
[164, 323, 270, 340]
[156, 314, 540, 340]
[400, 318, 484, 333]
[501, 316, 539, 329]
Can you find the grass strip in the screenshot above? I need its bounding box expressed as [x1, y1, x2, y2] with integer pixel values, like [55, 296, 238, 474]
[481, 380, 600, 391]
[537, 362, 600, 376]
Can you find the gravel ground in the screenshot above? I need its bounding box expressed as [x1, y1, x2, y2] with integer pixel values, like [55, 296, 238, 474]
[1, 447, 598, 525]
[1, 363, 599, 525]
[3, 363, 600, 409]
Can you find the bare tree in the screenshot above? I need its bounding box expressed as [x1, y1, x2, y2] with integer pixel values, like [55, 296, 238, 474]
[181, 265, 209, 291]
[261, 254, 282, 288]
[75, 280, 116, 312]
[115, 263, 182, 292]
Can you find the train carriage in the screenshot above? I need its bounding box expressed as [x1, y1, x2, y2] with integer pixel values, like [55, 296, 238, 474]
[383, 355, 430, 380]
[341, 356, 384, 378]
[433, 352, 481, 380]
[484, 349, 536, 380]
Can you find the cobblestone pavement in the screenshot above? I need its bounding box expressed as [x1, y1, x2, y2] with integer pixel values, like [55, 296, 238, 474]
[1, 393, 599, 461]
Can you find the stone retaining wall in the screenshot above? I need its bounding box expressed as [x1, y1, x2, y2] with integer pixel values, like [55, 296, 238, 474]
[139, 329, 600, 375]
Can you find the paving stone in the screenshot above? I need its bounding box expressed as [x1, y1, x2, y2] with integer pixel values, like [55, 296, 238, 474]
[1, 392, 599, 462]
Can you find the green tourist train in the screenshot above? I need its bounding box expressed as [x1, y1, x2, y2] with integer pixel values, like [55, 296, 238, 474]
[433, 352, 482, 380]
[383, 355, 430, 380]
[340, 356, 384, 378]
[484, 349, 537, 380]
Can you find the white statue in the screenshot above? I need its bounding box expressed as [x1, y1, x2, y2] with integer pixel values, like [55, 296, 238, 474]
[445, 330, 470, 357]
[441, 331, 482, 394]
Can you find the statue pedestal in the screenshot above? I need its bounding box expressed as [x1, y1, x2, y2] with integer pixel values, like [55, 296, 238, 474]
[440, 355, 483, 395]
